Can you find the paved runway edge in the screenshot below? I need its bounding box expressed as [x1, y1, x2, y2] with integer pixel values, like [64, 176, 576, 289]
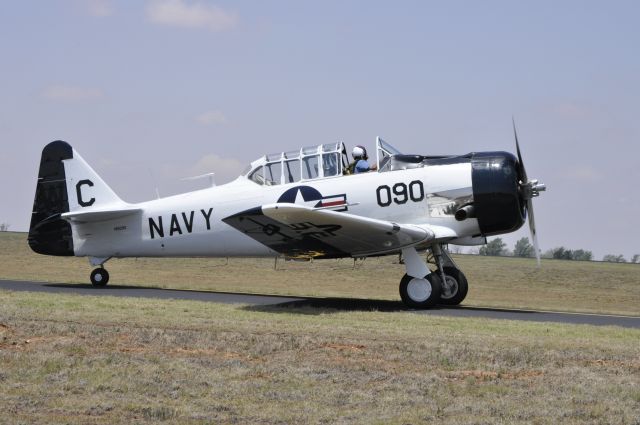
[1, 279, 639, 328]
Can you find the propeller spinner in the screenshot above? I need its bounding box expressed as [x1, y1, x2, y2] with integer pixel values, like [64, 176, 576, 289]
[512, 119, 546, 266]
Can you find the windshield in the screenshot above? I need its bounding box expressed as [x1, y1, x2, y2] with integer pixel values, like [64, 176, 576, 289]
[376, 137, 403, 169]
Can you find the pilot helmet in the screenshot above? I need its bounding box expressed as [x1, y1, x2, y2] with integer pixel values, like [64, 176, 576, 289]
[352, 145, 368, 160]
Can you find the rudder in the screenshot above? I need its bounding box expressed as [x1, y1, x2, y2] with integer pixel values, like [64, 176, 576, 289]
[28, 141, 75, 255]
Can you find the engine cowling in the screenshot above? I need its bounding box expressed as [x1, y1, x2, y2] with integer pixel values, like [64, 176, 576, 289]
[470, 151, 526, 236]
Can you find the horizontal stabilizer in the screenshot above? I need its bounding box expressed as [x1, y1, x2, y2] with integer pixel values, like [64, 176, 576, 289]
[61, 206, 141, 224]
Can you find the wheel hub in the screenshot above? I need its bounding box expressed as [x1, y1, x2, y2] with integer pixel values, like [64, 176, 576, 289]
[441, 275, 459, 299]
[406, 277, 432, 302]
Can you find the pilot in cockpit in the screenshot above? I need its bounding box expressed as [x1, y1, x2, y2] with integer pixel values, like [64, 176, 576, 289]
[348, 145, 376, 174]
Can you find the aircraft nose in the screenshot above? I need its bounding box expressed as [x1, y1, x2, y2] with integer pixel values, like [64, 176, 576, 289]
[470, 151, 526, 236]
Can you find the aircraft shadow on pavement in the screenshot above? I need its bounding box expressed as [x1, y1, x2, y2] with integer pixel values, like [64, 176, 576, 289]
[43, 283, 536, 316]
[251, 298, 406, 314]
[244, 298, 538, 316]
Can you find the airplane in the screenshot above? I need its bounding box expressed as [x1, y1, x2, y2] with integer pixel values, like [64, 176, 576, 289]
[28, 126, 545, 309]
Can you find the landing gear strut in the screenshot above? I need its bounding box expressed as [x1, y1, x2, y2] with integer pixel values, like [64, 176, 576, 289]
[398, 245, 468, 309]
[89, 257, 111, 287]
[431, 245, 468, 306]
[438, 266, 468, 305]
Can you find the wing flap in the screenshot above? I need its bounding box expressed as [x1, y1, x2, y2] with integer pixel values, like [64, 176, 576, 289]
[223, 204, 434, 258]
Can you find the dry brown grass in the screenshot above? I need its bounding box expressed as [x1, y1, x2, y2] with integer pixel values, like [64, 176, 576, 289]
[1, 290, 639, 424]
[2, 232, 639, 315]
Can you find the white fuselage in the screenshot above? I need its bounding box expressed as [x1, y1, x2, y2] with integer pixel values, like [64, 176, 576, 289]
[71, 164, 479, 259]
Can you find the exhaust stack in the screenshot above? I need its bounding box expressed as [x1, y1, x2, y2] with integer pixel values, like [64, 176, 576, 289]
[455, 204, 476, 221]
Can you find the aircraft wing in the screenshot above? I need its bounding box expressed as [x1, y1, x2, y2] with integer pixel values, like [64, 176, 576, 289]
[222, 203, 434, 258]
[61, 206, 142, 223]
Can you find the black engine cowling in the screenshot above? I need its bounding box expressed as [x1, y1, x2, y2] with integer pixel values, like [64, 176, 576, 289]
[471, 151, 526, 236]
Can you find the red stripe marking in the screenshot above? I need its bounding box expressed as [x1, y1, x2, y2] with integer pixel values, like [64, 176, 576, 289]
[321, 200, 346, 207]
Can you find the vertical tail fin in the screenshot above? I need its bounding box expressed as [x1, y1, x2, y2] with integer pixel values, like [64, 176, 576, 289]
[63, 145, 123, 211]
[28, 141, 124, 256]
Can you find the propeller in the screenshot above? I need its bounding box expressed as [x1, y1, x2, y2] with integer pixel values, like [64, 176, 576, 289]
[512, 118, 546, 266]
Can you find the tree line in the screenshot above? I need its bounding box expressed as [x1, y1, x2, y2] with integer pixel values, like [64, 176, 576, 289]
[477, 237, 639, 263]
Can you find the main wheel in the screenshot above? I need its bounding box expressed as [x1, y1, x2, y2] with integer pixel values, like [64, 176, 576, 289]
[90, 268, 109, 287]
[438, 267, 468, 305]
[399, 273, 442, 309]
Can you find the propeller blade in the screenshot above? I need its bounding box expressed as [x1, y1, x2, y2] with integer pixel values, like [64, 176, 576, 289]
[513, 118, 543, 266]
[512, 117, 528, 183]
[527, 198, 541, 267]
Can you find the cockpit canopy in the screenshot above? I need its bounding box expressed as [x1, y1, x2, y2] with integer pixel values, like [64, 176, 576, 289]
[244, 141, 349, 185]
[241, 137, 426, 185]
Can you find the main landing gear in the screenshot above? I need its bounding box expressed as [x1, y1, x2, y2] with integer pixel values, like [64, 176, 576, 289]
[88, 257, 111, 287]
[399, 245, 468, 309]
[399, 273, 441, 308]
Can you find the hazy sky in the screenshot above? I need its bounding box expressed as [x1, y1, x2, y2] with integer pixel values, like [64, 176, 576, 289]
[1, 1, 638, 260]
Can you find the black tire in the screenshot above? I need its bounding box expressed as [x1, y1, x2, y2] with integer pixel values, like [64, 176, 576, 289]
[399, 273, 442, 309]
[438, 267, 468, 305]
[90, 268, 109, 287]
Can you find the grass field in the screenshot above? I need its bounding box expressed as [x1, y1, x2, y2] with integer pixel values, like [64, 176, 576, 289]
[1, 290, 639, 424]
[1, 232, 640, 423]
[1, 232, 638, 316]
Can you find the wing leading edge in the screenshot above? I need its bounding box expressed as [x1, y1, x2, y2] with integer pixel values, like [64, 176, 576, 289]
[222, 204, 435, 259]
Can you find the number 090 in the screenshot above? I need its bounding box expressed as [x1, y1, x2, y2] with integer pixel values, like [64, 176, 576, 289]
[376, 181, 424, 207]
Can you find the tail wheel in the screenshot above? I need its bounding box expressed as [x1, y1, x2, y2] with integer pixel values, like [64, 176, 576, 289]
[438, 267, 468, 305]
[399, 273, 442, 309]
[90, 268, 109, 287]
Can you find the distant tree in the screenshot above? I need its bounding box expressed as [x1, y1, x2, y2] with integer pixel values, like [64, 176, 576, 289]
[0, 223, 9, 232]
[603, 254, 627, 263]
[513, 237, 534, 258]
[632, 254, 640, 264]
[543, 247, 586, 261]
[551, 247, 571, 260]
[545, 247, 592, 261]
[572, 249, 593, 261]
[479, 238, 507, 256]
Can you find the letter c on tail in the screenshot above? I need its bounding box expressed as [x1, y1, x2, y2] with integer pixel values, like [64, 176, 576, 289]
[76, 179, 95, 207]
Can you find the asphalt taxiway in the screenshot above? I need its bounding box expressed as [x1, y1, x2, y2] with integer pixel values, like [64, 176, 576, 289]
[1, 279, 639, 328]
